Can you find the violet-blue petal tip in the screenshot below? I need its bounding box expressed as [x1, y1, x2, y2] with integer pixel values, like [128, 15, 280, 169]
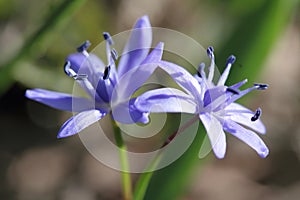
[258, 146, 269, 158]
[136, 15, 150, 28]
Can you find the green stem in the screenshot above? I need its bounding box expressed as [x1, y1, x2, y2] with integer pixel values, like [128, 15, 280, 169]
[133, 155, 162, 200]
[112, 122, 133, 200]
[133, 115, 199, 200]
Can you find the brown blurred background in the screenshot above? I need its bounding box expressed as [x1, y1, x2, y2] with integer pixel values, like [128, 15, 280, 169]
[0, 0, 300, 199]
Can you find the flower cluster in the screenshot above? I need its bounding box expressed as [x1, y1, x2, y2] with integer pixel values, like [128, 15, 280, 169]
[26, 16, 269, 158]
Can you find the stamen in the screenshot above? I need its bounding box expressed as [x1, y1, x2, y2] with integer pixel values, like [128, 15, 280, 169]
[77, 40, 91, 52]
[207, 46, 214, 59]
[103, 32, 114, 45]
[226, 55, 236, 66]
[197, 63, 205, 78]
[64, 61, 77, 77]
[254, 83, 269, 90]
[217, 55, 236, 86]
[76, 41, 90, 57]
[111, 48, 118, 61]
[226, 87, 240, 95]
[251, 108, 262, 121]
[103, 65, 111, 80]
[207, 46, 215, 82]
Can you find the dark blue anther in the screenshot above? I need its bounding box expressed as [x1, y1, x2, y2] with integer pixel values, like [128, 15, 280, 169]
[251, 108, 262, 121]
[207, 46, 214, 59]
[103, 65, 111, 80]
[64, 61, 71, 75]
[226, 87, 240, 95]
[77, 40, 91, 52]
[254, 83, 269, 90]
[103, 32, 113, 45]
[197, 63, 205, 77]
[226, 55, 236, 66]
[111, 48, 118, 61]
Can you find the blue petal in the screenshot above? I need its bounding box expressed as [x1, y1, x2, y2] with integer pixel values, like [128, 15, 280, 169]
[111, 99, 150, 124]
[203, 86, 226, 107]
[224, 103, 266, 134]
[141, 42, 164, 64]
[223, 119, 269, 158]
[25, 89, 94, 112]
[199, 113, 227, 159]
[57, 109, 107, 138]
[96, 77, 115, 102]
[66, 53, 108, 103]
[113, 42, 164, 101]
[117, 15, 152, 77]
[66, 53, 106, 86]
[158, 61, 202, 102]
[134, 88, 197, 114]
[230, 79, 248, 89]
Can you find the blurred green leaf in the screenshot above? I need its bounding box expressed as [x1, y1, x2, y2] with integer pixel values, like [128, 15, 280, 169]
[0, 0, 16, 19]
[0, 0, 86, 95]
[13, 61, 73, 93]
[218, 0, 300, 86]
[143, 125, 206, 200]
[143, 0, 299, 199]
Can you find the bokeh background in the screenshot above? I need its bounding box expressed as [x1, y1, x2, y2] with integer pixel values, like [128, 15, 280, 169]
[0, 0, 300, 199]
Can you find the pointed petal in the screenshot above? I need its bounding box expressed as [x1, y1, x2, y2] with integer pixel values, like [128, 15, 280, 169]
[118, 15, 152, 77]
[223, 119, 269, 158]
[199, 113, 226, 159]
[141, 42, 164, 64]
[111, 43, 164, 102]
[203, 86, 226, 107]
[159, 61, 202, 102]
[224, 103, 266, 134]
[57, 109, 107, 138]
[25, 89, 94, 112]
[134, 88, 197, 113]
[230, 79, 248, 89]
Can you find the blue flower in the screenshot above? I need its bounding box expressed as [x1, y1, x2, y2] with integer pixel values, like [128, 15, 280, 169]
[134, 46, 269, 159]
[26, 16, 164, 138]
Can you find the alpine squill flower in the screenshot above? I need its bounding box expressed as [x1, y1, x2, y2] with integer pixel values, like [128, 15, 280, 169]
[134, 46, 269, 159]
[26, 16, 164, 138]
